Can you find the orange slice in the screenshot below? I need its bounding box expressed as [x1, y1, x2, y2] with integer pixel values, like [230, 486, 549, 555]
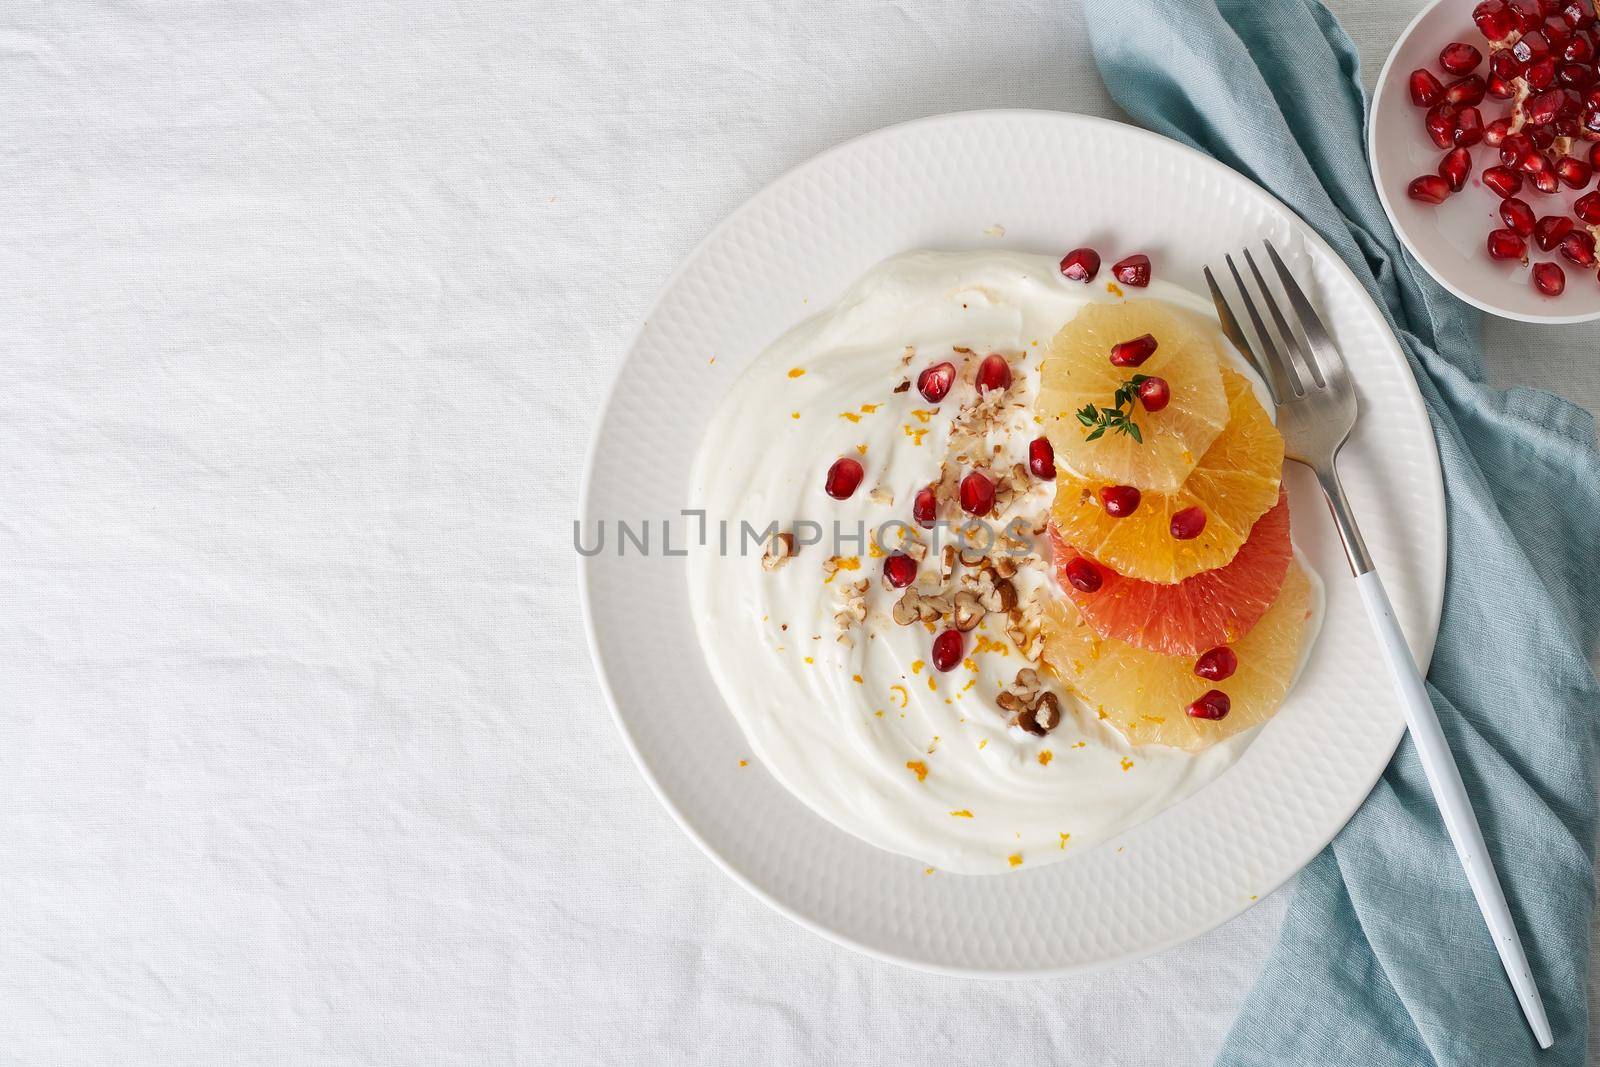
[1051, 367, 1283, 584]
[1040, 300, 1228, 493]
[1041, 562, 1313, 752]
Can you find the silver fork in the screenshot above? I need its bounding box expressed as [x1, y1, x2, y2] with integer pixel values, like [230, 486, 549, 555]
[1206, 242, 1552, 1051]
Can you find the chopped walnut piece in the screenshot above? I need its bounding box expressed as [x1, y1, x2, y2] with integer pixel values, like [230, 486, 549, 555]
[761, 531, 797, 572]
[833, 578, 869, 647]
[952, 590, 983, 632]
[869, 486, 894, 507]
[893, 379, 911, 394]
[996, 668, 1061, 735]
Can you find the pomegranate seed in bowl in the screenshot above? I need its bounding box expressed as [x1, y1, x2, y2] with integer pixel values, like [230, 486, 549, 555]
[1445, 74, 1487, 105]
[1533, 261, 1567, 294]
[1559, 229, 1597, 265]
[1574, 189, 1600, 222]
[1411, 68, 1447, 105]
[1484, 116, 1513, 145]
[1059, 247, 1101, 283]
[825, 457, 865, 500]
[1501, 197, 1537, 235]
[1475, 1, 1517, 42]
[1526, 55, 1559, 88]
[917, 360, 956, 403]
[1062, 556, 1102, 593]
[1136, 375, 1171, 412]
[959, 471, 995, 516]
[1566, 34, 1595, 62]
[1535, 214, 1574, 250]
[1453, 106, 1486, 145]
[1441, 42, 1485, 73]
[1482, 165, 1523, 198]
[1109, 333, 1158, 366]
[1558, 154, 1594, 187]
[1440, 147, 1473, 190]
[1408, 174, 1453, 204]
[1489, 47, 1524, 78]
[1500, 131, 1533, 165]
[1486, 227, 1529, 261]
[930, 629, 964, 672]
[1028, 436, 1055, 480]
[1426, 103, 1459, 147]
[1110, 253, 1151, 287]
[975, 353, 1012, 393]
[1099, 485, 1142, 518]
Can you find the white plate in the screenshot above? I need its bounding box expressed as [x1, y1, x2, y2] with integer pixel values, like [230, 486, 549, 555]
[580, 110, 1445, 974]
[1371, 0, 1600, 323]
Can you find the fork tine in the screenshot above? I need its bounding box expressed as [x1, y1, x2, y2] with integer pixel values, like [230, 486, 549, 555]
[1243, 247, 1320, 393]
[1225, 253, 1302, 399]
[1263, 241, 1335, 389]
[1203, 266, 1276, 402]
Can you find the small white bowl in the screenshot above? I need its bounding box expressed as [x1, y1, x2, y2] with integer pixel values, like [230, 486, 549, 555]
[1371, 0, 1600, 323]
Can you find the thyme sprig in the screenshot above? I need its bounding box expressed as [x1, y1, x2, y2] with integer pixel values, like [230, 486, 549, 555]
[1075, 374, 1150, 443]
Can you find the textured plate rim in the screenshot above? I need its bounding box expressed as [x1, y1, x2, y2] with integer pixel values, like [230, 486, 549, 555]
[579, 108, 1445, 977]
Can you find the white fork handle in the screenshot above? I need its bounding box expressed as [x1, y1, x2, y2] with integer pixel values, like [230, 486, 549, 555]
[1355, 570, 1553, 1050]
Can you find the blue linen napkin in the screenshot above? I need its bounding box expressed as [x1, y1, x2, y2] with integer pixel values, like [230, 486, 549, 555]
[1079, 1, 1600, 1062]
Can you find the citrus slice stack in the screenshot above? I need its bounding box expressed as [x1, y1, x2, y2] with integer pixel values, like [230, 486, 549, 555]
[1034, 297, 1312, 753]
[1039, 301, 1228, 493]
[1041, 563, 1313, 752]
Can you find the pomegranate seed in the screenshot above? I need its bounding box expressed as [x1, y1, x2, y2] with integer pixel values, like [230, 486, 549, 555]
[1535, 214, 1575, 249]
[1186, 690, 1232, 721]
[1563, 0, 1595, 27]
[1426, 103, 1458, 148]
[1502, 197, 1537, 235]
[1410, 68, 1446, 105]
[1534, 260, 1568, 294]
[959, 470, 995, 515]
[1490, 47, 1525, 78]
[1028, 436, 1055, 480]
[1441, 42, 1485, 74]
[1111, 253, 1151, 287]
[1528, 87, 1566, 123]
[1454, 107, 1486, 146]
[1583, 102, 1600, 133]
[912, 484, 938, 527]
[1530, 122, 1558, 148]
[1059, 247, 1101, 283]
[1109, 333, 1158, 367]
[1567, 33, 1597, 61]
[1440, 147, 1473, 191]
[1591, 141, 1600, 170]
[1514, 31, 1553, 65]
[975, 353, 1012, 393]
[1585, 85, 1600, 107]
[1575, 189, 1600, 221]
[1408, 174, 1452, 204]
[825, 457, 864, 499]
[1560, 228, 1597, 264]
[1514, 2, 1545, 33]
[931, 629, 964, 672]
[1484, 116, 1514, 145]
[1545, 14, 1573, 43]
[1501, 132, 1533, 165]
[1475, 0, 1517, 40]
[1559, 60, 1593, 86]
[1533, 167, 1562, 193]
[1445, 74, 1487, 105]
[1487, 227, 1529, 261]
[1526, 55, 1559, 87]
[1489, 73, 1519, 98]
[1483, 165, 1524, 198]
[1063, 556, 1102, 593]
[1170, 506, 1207, 541]
[882, 552, 918, 588]
[1558, 154, 1593, 186]
[1099, 485, 1142, 518]
[1520, 150, 1553, 177]
[1194, 646, 1239, 682]
[1136, 375, 1171, 412]
[917, 360, 956, 403]
[1540, 0, 1562, 16]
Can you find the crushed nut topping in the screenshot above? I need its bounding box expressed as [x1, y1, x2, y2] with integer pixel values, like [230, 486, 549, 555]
[996, 667, 1062, 735]
[761, 531, 797, 572]
[833, 578, 868, 647]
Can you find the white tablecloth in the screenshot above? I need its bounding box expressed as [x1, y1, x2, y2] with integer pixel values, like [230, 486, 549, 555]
[3, 2, 1595, 1063]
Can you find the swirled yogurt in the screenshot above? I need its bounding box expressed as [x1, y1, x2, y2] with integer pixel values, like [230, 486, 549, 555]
[687, 250, 1321, 875]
